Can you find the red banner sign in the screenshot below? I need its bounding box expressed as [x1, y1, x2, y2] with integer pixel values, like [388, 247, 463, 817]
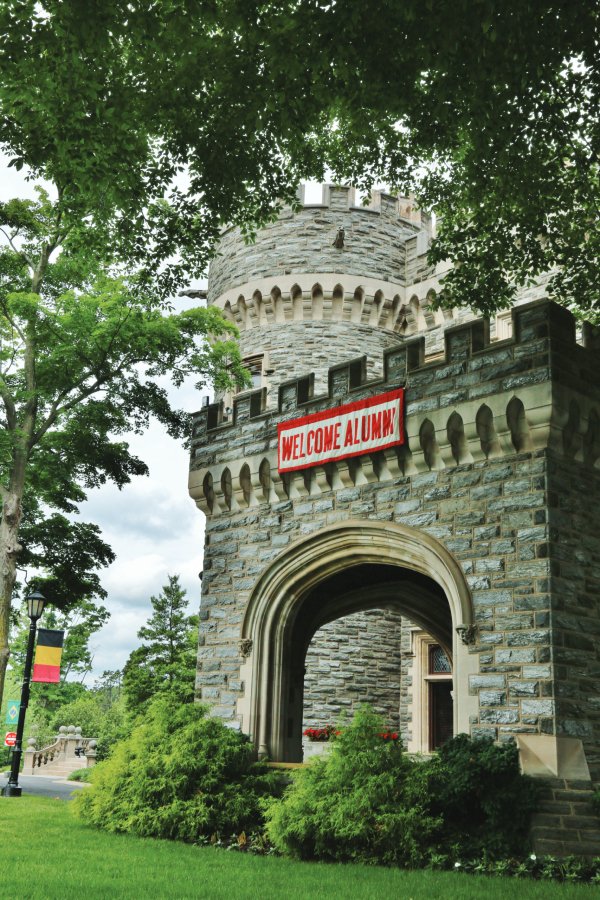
[278, 388, 405, 473]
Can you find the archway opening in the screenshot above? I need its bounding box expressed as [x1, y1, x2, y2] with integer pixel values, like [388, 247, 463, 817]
[284, 563, 453, 762]
[240, 521, 475, 763]
[303, 608, 454, 761]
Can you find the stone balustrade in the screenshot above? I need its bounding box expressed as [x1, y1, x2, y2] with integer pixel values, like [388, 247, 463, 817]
[25, 724, 98, 777]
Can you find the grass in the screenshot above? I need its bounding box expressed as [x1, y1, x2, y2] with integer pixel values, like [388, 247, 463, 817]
[0, 795, 597, 900]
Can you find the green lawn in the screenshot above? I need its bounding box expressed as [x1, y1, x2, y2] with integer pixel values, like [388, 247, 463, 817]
[0, 795, 596, 900]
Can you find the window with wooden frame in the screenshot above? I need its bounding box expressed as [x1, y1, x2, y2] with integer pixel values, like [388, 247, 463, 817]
[241, 354, 264, 391]
[427, 644, 453, 751]
[405, 630, 453, 754]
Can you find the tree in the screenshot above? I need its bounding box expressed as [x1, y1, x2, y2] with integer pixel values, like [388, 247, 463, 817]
[10, 597, 110, 687]
[7, 593, 111, 747]
[122, 575, 198, 715]
[48, 691, 127, 761]
[246, 1, 597, 319]
[93, 670, 123, 712]
[0, 3, 269, 708]
[0, 188, 247, 707]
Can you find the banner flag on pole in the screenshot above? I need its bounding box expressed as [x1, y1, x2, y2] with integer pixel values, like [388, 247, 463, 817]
[32, 629, 64, 683]
[4, 700, 19, 726]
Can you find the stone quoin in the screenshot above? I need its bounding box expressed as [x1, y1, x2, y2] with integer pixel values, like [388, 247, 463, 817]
[189, 184, 600, 855]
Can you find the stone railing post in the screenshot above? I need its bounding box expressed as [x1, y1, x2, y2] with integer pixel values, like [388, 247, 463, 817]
[64, 724, 80, 760]
[85, 740, 98, 768]
[24, 737, 36, 771]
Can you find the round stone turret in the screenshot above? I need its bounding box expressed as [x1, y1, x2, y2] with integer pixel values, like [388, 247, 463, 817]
[208, 184, 440, 401]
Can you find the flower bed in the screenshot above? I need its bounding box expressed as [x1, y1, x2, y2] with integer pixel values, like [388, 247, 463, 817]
[303, 726, 399, 743]
[303, 725, 338, 742]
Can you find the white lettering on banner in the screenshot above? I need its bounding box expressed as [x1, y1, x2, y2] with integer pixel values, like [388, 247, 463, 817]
[277, 388, 405, 473]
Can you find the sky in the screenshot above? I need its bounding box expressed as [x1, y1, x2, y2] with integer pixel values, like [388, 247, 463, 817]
[0, 161, 210, 679]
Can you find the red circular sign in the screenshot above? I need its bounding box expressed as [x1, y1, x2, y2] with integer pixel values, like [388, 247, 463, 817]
[4, 732, 17, 747]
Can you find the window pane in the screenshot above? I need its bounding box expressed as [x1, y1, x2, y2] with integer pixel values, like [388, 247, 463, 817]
[429, 644, 451, 674]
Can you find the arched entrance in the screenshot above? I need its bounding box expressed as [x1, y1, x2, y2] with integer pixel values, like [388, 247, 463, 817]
[240, 521, 477, 761]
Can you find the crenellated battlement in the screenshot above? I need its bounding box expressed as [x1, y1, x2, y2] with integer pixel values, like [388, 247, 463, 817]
[190, 175, 600, 790]
[207, 184, 438, 306]
[189, 301, 600, 517]
[291, 184, 432, 230]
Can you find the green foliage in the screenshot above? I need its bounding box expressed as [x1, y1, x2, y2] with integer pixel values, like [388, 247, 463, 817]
[265, 708, 538, 866]
[67, 767, 93, 783]
[74, 696, 280, 842]
[0, 184, 248, 710]
[8, 595, 111, 747]
[265, 707, 441, 866]
[10, 598, 110, 685]
[24, 681, 87, 751]
[8, 613, 125, 758]
[122, 575, 198, 716]
[409, 732, 538, 858]
[0, 3, 596, 317]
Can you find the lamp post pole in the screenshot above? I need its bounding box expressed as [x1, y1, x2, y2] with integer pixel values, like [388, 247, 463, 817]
[2, 590, 45, 798]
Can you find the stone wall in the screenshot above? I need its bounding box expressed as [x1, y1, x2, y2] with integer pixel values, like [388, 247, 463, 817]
[399, 617, 415, 745]
[190, 301, 600, 776]
[546, 456, 600, 777]
[240, 321, 403, 405]
[303, 609, 404, 732]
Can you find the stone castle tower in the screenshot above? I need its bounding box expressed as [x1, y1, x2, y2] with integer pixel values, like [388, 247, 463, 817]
[189, 184, 600, 853]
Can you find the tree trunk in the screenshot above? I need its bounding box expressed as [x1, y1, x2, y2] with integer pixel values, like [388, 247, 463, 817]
[0, 486, 23, 709]
[0, 248, 47, 709]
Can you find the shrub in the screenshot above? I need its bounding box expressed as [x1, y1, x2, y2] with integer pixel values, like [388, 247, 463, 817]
[73, 695, 281, 842]
[68, 767, 93, 782]
[265, 707, 538, 866]
[412, 732, 538, 858]
[265, 707, 441, 866]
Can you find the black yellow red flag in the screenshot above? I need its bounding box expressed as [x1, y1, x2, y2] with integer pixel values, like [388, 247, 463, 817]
[32, 629, 64, 683]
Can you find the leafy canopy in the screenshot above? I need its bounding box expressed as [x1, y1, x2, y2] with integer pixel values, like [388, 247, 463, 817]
[1, 3, 597, 315]
[0, 185, 247, 708]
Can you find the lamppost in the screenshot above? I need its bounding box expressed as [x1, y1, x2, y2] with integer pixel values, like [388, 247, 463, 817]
[2, 590, 46, 797]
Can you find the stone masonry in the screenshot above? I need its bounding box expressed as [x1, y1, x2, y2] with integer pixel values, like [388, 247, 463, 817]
[189, 185, 600, 853]
[303, 608, 404, 732]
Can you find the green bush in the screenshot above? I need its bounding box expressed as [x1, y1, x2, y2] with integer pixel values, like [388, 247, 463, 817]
[265, 707, 441, 866]
[73, 695, 281, 842]
[412, 732, 538, 858]
[265, 707, 538, 866]
[67, 767, 93, 782]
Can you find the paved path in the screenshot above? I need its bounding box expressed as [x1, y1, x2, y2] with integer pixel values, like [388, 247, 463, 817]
[1, 772, 87, 800]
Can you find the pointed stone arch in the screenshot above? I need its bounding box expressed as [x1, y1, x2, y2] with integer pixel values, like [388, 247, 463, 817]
[239, 520, 476, 760]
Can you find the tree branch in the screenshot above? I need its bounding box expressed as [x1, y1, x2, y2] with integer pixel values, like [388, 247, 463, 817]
[0, 225, 35, 270]
[0, 375, 17, 430]
[0, 298, 27, 344]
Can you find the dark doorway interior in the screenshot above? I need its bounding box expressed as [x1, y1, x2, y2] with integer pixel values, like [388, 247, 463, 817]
[429, 681, 453, 750]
